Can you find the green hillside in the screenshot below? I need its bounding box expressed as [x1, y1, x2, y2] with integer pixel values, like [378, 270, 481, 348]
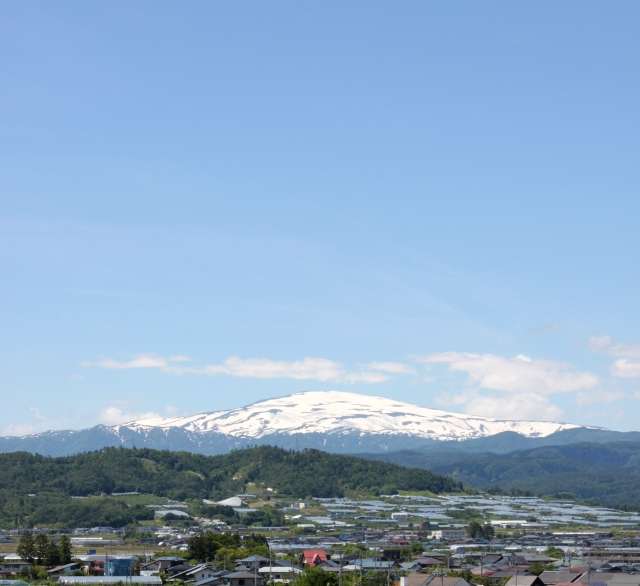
[364, 442, 640, 510]
[0, 445, 460, 528]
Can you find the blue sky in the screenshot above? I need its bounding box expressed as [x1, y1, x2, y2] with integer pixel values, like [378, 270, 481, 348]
[2, 1, 640, 434]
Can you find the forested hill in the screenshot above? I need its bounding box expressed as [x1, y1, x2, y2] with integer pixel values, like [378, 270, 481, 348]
[0, 445, 460, 500]
[363, 442, 640, 510]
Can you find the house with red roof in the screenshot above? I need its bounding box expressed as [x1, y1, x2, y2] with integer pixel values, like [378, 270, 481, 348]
[302, 550, 328, 566]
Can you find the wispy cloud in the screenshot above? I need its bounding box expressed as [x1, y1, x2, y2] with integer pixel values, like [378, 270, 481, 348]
[199, 356, 348, 381]
[365, 361, 416, 375]
[1, 422, 40, 436]
[419, 352, 598, 394]
[84, 354, 391, 384]
[83, 354, 181, 370]
[611, 360, 640, 379]
[82, 349, 609, 421]
[98, 403, 182, 425]
[437, 390, 564, 421]
[589, 335, 640, 358]
[425, 351, 600, 422]
[589, 335, 640, 378]
[1, 408, 53, 437]
[99, 405, 163, 425]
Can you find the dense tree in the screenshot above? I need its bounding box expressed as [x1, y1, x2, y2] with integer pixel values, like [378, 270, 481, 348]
[0, 491, 154, 529]
[0, 446, 460, 528]
[188, 532, 220, 562]
[483, 524, 495, 540]
[46, 540, 61, 567]
[59, 535, 72, 564]
[371, 442, 640, 510]
[292, 567, 338, 586]
[529, 563, 548, 576]
[17, 531, 35, 562]
[34, 533, 50, 564]
[0, 446, 459, 499]
[188, 531, 267, 563]
[467, 521, 494, 541]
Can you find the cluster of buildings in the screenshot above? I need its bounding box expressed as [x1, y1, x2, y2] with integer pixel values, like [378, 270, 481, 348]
[3, 493, 640, 586]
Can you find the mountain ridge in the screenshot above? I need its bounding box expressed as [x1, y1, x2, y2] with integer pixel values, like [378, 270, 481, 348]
[0, 390, 608, 457]
[360, 440, 640, 510]
[117, 390, 583, 439]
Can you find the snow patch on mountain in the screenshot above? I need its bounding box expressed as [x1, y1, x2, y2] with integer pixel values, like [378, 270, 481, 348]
[122, 390, 581, 441]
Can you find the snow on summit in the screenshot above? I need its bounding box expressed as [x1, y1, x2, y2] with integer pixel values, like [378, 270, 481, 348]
[126, 390, 580, 441]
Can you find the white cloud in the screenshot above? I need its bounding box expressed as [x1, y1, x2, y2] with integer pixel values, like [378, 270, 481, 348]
[98, 405, 163, 425]
[85, 354, 174, 370]
[612, 359, 640, 379]
[1, 422, 39, 436]
[589, 335, 616, 353]
[198, 356, 391, 384]
[436, 390, 563, 421]
[202, 356, 349, 381]
[1, 408, 53, 437]
[86, 354, 389, 384]
[420, 352, 598, 394]
[467, 393, 563, 421]
[589, 335, 640, 358]
[365, 361, 415, 375]
[343, 371, 389, 384]
[589, 335, 640, 378]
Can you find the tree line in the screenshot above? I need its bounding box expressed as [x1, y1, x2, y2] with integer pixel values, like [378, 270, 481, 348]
[16, 532, 73, 566]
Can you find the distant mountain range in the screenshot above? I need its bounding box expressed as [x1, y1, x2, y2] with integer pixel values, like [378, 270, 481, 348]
[1, 390, 632, 457]
[362, 441, 640, 510]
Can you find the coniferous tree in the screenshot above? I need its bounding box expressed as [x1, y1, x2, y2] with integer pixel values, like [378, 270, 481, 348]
[34, 533, 50, 564]
[59, 535, 73, 564]
[46, 541, 61, 567]
[17, 531, 35, 563]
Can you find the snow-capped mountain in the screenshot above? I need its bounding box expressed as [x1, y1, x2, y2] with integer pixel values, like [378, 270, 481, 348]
[122, 390, 579, 441]
[1, 390, 606, 457]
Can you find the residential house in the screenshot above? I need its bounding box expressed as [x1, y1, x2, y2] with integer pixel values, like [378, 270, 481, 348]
[505, 576, 545, 586]
[258, 566, 302, 582]
[397, 573, 471, 586]
[400, 561, 423, 573]
[58, 578, 163, 586]
[140, 556, 185, 575]
[48, 563, 82, 578]
[416, 557, 446, 569]
[168, 563, 218, 583]
[237, 556, 271, 571]
[429, 529, 466, 541]
[302, 550, 328, 566]
[225, 570, 264, 586]
[194, 572, 229, 586]
[539, 571, 585, 585]
[0, 561, 32, 577]
[343, 560, 395, 572]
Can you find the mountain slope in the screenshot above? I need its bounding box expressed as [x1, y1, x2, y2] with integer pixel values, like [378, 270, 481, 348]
[0, 391, 593, 456]
[362, 442, 640, 510]
[0, 446, 461, 527]
[125, 391, 581, 440]
[0, 445, 460, 497]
